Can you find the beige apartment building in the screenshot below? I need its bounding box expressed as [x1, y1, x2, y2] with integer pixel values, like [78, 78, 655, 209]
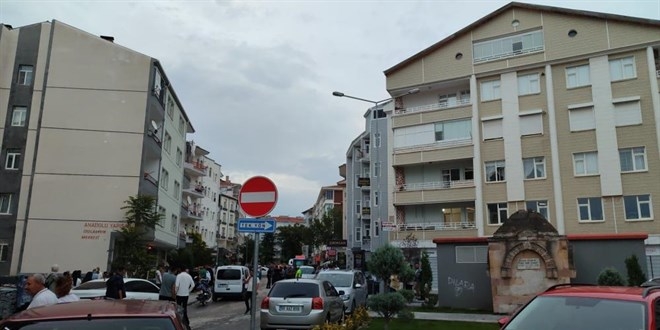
[0, 21, 195, 275]
[384, 3, 660, 272]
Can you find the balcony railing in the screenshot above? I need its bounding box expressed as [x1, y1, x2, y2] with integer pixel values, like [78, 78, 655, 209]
[361, 207, 371, 216]
[393, 138, 472, 153]
[357, 177, 370, 187]
[396, 98, 471, 116]
[397, 221, 476, 231]
[143, 172, 158, 186]
[398, 179, 474, 192]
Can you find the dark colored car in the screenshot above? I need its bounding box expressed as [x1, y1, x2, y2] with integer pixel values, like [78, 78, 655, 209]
[498, 283, 660, 330]
[0, 300, 187, 330]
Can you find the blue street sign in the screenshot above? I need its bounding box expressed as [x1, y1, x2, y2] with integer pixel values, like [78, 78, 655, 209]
[237, 218, 277, 233]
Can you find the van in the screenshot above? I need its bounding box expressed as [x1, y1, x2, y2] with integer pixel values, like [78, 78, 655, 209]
[213, 265, 249, 301]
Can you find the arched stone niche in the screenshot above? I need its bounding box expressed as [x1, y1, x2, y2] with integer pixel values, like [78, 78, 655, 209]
[500, 241, 557, 279]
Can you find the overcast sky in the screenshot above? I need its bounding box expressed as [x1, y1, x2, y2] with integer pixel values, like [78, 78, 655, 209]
[2, 0, 659, 216]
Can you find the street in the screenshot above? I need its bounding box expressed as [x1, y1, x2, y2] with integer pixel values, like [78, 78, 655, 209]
[188, 278, 269, 330]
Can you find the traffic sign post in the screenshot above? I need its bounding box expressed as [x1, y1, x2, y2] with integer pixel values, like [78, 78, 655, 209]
[238, 218, 277, 233]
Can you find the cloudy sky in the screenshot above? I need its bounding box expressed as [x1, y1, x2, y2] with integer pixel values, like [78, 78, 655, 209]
[2, 0, 659, 216]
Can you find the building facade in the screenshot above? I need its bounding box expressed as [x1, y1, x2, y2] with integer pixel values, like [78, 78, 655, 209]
[218, 177, 241, 263]
[383, 3, 660, 277]
[0, 20, 195, 275]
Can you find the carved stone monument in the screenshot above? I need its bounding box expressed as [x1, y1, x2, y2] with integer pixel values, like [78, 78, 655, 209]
[488, 210, 575, 314]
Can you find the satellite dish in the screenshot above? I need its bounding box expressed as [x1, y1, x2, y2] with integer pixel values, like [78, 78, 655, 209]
[151, 120, 159, 132]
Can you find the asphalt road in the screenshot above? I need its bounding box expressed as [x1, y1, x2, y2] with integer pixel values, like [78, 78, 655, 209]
[188, 278, 269, 330]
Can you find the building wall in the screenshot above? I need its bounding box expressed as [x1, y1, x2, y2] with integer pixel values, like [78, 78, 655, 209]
[436, 243, 493, 311]
[572, 238, 647, 283]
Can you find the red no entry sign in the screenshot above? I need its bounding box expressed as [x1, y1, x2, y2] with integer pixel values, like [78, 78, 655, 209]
[239, 176, 278, 217]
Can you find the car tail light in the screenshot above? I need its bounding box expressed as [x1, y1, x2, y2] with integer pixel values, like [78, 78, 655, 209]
[312, 297, 323, 310]
[261, 297, 270, 309]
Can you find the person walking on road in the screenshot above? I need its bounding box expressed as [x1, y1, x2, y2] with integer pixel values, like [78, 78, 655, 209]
[175, 265, 195, 327]
[26, 273, 58, 309]
[159, 265, 176, 301]
[243, 268, 255, 314]
[266, 265, 273, 289]
[105, 267, 126, 300]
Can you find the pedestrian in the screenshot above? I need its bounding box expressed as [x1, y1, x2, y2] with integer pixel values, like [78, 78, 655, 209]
[105, 267, 126, 299]
[45, 264, 60, 293]
[243, 268, 255, 314]
[295, 266, 302, 280]
[155, 264, 163, 287]
[54, 273, 80, 303]
[174, 265, 195, 327]
[159, 265, 176, 301]
[71, 270, 82, 287]
[25, 273, 58, 309]
[91, 267, 100, 280]
[266, 265, 273, 289]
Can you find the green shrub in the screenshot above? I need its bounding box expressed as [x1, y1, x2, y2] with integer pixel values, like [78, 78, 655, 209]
[397, 308, 415, 320]
[398, 289, 415, 302]
[368, 292, 407, 330]
[625, 254, 646, 287]
[597, 267, 625, 286]
[423, 293, 438, 308]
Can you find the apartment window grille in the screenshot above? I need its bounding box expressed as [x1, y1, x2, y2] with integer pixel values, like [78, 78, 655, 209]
[619, 147, 646, 172]
[573, 152, 598, 176]
[566, 64, 590, 88]
[18, 65, 33, 85]
[473, 30, 544, 63]
[5, 149, 21, 170]
[485, 160, 506, 182]
[624, 195, 652, 220]
[11, 107, 27, 127]
[487, 202, 508, 225]
[518, 73, 540, 95]
[480, 80, 501, 101]
[526, 200, 549, 219]
[456, 246, 488, 263]
[523, 157, 546, 179]
[610, 56, 636, 81]
[578, 197, 603, 221]
[0, 194, 12, 214]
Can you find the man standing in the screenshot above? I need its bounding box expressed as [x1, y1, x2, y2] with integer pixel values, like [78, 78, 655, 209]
[155, 264, 163, 287]
[26, 273, 58, 309]
[44, 264, 60, 293]
[159, 265, 176, 301]
[105, 267, 126, 300]
[266, 265, 273, 289]
[175, 265, 195, 327]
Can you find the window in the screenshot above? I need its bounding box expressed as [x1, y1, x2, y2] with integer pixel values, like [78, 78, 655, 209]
[374, 133, 381, 148]
[610, 56, 636, 81]
[374, 220, 380, 237]
[0, 243, 8, 262]
[480, 80, 501, 101]
[465, 168, 474, 180]
[160, 168, 169, 190]
[566, 65, 590, 88]
[166, 95, 175, 119]
[355, 227, 362, 242]
[482, 118, 503, 140]
[485, 160, 506, 182]
[624, 195, 652, 220]
[520, 112, 543, 136]
[526, 200, 549, 219]
[374, 191, 379, 206]
[355, 201, 361, 214]
[569, 106, 595, 131]
[435, 119, 471, 141]
[523, 157, 545, 179]
[178, 116, 185, 134]
[518, 73, 540, 95]
[439, 93, 457, 107]
[488, 203, 508, 225]
[619, 147, 646, 172]
[11, 107, 27, 127]
[456, 246, 488, 263]
[5, 149, 21, 170]
[573, 152, 598, 176]
[374, 162, 381, 177]
[614, 101, 642, 127]
[176, 148, 183, 167]
[163, 131, 172, 154]
[473, 30, 544, 63]
[325, 190, 334, 200]
[157, 206, 166, 226]
[153, 68, 162, 97]
[577, 197, 603, 221]
[18, 65, 33, 85]
[0, 194, 11, 214]
[174, 181, 180, 199]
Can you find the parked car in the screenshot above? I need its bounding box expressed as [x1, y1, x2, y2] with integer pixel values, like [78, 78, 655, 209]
[0, 299, 187, 329]
[214, 265, 249, 301]
[260, 279, 345, 329]
[298, 266, 316, 279]
[315, 269, 368, 314]
[70, 278, 160, 300]
[498, 283, 659, 329]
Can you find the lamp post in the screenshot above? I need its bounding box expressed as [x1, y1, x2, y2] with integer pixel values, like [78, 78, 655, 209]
[332, 88, 419, 107]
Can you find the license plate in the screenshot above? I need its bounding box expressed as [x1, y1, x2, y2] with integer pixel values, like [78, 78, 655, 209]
[217, 284, 226, 287]
[279, 305, 302, 312]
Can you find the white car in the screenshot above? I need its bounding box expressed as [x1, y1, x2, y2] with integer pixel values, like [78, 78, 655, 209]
[71, 278, 160, 300]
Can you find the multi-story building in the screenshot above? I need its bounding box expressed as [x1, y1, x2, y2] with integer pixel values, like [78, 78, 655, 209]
[382, 2, 660, 281]
[198, 155, 222, 248]
[345, 106, 390, 270]
[306, 182, 345, 266]
[180, 142, 207, 243]
[0, 21, 195, 275]
[218, 177, 241, 263]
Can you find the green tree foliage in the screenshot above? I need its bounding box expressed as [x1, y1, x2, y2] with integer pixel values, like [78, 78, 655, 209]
[239, 236, 256, 265]
[112, 195, 162, 277]
[308, 208, 343, 249]
[367, 292, 408, 330]
[260, 233, 276, 264]
[400, 233, 419, 263]
[276, 224, 308, 260]
[597, 267, 625, 286]
[625, 254, 647, 286]
[368, 244, 406, 289]
[419, 251, 433, 301]
[167, 232, 213, 268]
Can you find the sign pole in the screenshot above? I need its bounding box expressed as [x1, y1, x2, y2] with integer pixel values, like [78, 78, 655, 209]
[250, 232, 260, 330]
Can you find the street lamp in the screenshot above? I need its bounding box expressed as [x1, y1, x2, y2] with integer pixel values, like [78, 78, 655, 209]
[332, 88, 420, 106]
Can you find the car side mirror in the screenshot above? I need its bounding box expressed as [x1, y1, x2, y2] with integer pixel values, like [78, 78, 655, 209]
[338, 290, 345, 295]
[498, 316, 510, 327]
[354, 283, 362, 288]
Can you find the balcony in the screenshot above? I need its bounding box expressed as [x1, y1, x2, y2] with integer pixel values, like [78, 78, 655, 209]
[181, 203, 203, 221]
[143, 172, 158, 186]
[361, 207, 371, 216]
[398, 221, 476, 231]
[394, 180, 475, 205]
[393, 140, 473, 166]
[357, 177, 370, 187]
[184, 160, 207, 177]
[396, 98, 471, 116]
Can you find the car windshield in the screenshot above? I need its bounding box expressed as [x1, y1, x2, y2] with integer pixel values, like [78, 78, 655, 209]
[72, 281, 107, 290]
[503, 296, 646, 330]
[1, 317, 176, 330]
[300, 267, 315, 274]
[217, 269, 241, 280]
[316, 273, 352, 288]
[269, 282, 319, 298]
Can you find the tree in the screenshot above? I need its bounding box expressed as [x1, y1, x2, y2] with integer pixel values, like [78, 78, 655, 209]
[368, 244, 407, 289]
[367, 292, 407, 330]
[308, 208, 342, 250]
[597, 267, 625, 286]
[625, 254, 646, 286]
[276, 224, 308, 260]
[260, 233, 276, 264]
[400, 233, 419, 263]
[112, 195, 163, 277]
[418, 251, 433, 301]
[239, 235, 256, 265]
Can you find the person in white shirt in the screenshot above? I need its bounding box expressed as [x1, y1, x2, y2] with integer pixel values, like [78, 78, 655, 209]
[54, 273, 80, 303]
[175, 265, 195, 327]
[26, 273, 58, 309]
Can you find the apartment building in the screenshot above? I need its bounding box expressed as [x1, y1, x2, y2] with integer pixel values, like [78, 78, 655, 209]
[0, 21, 195, 275]
[345, 106, 390, 270]
[306, 183, 345, 266]
[218, 178, 241, 263]
[383, 3, 660, 274]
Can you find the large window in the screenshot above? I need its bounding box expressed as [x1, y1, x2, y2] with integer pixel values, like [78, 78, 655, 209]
[473, 30, 544, 63]
[480, 80, 501, 101]
[526, 200, 549, 219]
[485, 160, 506, 182]
[5, 149, 21, 170]
[355, 227, 362, 242]
[577, 197, 603, 221]
[573, 152, 598, 176]
[624, 195, 652, 220]
[610, 56, 636, 81]
[434, 119, 472, 141]
[0, 194, 12, 214]
[569, 106, 595, 131]
[619, 147, 646, 172]
[566, 64, 590, 88]
[11, 107, 27, 127]
[614, 100, 642, 127]
[160, 168, 169, 191]
[18, 65, 33, 85]
[176, 148, 183, 167]
[488, 203, 508, 225]
[374, 162, 381, 177]
[482, 118, 503, 140]
[456, 246, 488, 263]
[163, 132, 172, 154]
[523, 157, 545, 179]
[518, 73, 540, 95]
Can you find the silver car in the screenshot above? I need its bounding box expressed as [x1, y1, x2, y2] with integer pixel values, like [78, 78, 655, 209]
[260, 279, 345, 329]
[315, 270, 368, 314]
